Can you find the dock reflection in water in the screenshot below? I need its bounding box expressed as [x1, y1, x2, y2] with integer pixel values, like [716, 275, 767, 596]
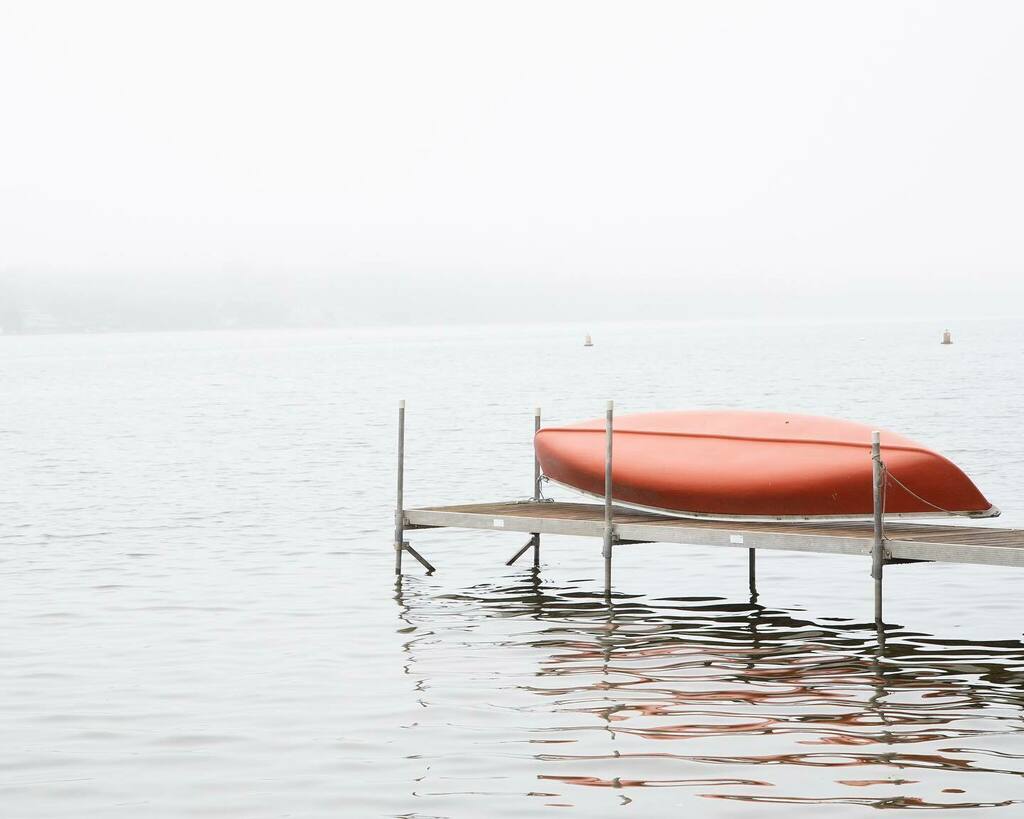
[395, 574, 1024, 813]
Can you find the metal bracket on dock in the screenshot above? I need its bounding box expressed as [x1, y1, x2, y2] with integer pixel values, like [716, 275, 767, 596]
[884, 556, 927, 565]
[400, 541, 436, 574]
[506, 533, 540, 566]
[602, 526, 616, 558]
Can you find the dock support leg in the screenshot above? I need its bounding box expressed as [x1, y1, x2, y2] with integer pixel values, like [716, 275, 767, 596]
[403, 541, 436, 574]
[603, 400, 614, 596]
[871, 431, 885, 624]
[503, 405, 544, 573]
[748, 548, 756, 597]
[506, 534, 540, 566]
[533, 407, 541, 567]
[394, 400, 406, 576]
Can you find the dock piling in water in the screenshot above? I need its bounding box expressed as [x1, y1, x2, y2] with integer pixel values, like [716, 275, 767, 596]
[533, 408, 542, 501]
[603, 400, 614, 595]
[393, 400, 436, 575]
[507, 407, 544, 568]
[533, 407, 542, 566]
[394, 400, 406, 575]
[871, 430, 885, 623]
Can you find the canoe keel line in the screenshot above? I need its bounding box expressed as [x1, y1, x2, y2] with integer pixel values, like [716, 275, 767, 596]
[392, 402, 1017, 621]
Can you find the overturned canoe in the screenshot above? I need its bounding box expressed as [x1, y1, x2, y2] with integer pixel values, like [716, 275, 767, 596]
[534, 410, 998, 521]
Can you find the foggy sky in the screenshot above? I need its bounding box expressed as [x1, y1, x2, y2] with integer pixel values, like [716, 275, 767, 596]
[2, 1, 1023, 326]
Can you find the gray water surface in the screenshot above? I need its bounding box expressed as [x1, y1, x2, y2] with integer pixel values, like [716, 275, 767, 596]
[3, 319, 1024, 816]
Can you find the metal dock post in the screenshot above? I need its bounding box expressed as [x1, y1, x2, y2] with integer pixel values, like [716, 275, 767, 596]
[394, 400, 435, 576]
[394, 400, 405, 575]
[871, 430, 885, 623]
[533, 407, 541, 566]
[533, 407, 542, 501]
[506, 407, 543, 567]
[603, 400, 614, 595]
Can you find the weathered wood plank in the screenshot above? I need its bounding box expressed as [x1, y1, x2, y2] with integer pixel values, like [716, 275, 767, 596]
[404, 501, 1024, 568]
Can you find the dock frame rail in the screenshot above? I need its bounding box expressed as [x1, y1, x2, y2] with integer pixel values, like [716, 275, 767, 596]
[392, 402, 1024, 620]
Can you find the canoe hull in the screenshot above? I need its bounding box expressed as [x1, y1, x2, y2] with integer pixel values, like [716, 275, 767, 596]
[534, 411, 998, 521]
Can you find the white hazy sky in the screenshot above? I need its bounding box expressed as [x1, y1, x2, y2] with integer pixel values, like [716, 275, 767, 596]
[2, 1, 1023, 318]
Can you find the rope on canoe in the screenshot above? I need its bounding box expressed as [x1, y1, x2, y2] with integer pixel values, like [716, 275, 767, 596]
[883, 464, 956, 515]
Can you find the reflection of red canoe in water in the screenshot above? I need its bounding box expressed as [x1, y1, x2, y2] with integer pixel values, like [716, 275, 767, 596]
[534, 410, 998, 522]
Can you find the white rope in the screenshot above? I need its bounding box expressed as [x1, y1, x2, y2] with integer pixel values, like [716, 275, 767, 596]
[883, 464, 956, 515]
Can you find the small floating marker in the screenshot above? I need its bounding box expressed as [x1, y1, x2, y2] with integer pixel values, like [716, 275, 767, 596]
[584, 333, 593, 347]
[941, 329, 953, 345]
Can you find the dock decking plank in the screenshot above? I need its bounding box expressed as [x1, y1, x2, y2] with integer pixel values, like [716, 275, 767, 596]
[403, 501, 1024, 567]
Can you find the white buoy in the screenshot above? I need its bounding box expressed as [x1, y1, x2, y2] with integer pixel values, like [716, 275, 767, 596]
[941, 329, 953, 345]
[584, 333, 593, 347]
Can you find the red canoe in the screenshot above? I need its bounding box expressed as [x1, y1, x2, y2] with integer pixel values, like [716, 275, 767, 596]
[534, 410, 998, 521]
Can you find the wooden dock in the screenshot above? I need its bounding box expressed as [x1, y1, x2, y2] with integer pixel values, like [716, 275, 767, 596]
[392, 401, 1024, 617]
[405, 500, 1024, 568]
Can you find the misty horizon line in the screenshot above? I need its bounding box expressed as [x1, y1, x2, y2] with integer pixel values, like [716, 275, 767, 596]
[0, 313, 1011, 340]
[2, 269, 1020, 335]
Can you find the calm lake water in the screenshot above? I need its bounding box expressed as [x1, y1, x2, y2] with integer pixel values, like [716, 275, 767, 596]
[3, 319, 1024, 817]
